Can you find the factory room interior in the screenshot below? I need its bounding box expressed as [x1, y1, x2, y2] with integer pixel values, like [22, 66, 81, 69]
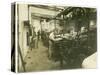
[11, 4, 97, 72]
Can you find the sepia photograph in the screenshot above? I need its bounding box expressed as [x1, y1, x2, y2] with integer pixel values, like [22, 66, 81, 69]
[11, 3, 97, 73]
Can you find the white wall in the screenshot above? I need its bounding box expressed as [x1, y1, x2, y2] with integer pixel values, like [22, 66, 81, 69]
[18, 4, 28, 58]
[18, 4, 29, 72]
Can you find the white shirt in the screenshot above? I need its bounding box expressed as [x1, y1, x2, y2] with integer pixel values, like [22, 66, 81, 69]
[49, 32, 62, 41]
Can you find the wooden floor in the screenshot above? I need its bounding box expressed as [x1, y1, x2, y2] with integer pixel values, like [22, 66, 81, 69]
[21, 40, 61, 72]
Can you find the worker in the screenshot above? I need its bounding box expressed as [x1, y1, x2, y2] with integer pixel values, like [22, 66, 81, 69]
[48, 29, 63, 59]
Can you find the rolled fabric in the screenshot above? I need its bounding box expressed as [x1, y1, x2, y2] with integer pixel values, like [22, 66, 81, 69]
[82, 52, 97, 68]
